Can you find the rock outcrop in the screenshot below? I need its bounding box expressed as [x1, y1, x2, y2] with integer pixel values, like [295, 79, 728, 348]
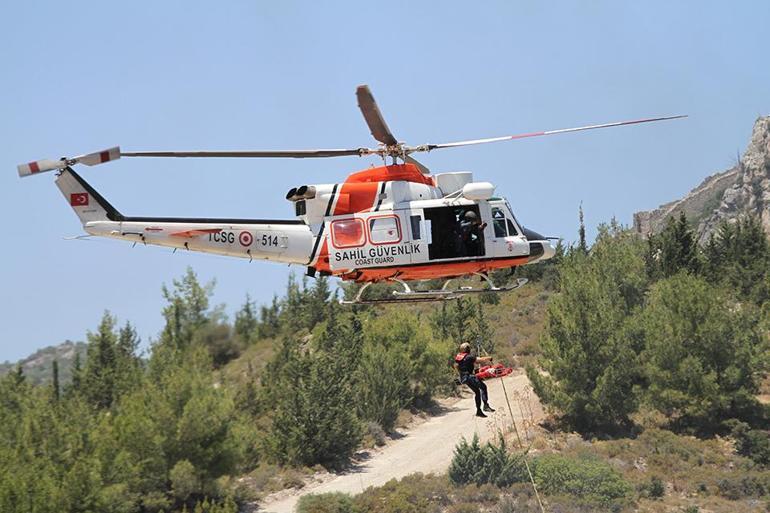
[633, 116, 770, 243]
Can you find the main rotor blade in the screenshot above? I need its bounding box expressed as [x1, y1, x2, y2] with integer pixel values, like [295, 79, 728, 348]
[120, 148, 371, 159]
[415, 115, 688, 152]
[356, 85, 398, 146]
[405, 156, 431, 175]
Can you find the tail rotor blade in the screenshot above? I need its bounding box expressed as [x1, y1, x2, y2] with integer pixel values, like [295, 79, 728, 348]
[18, 146, 121, 178]
[17, 159, 66, 177]
[77, 146, 121, 166]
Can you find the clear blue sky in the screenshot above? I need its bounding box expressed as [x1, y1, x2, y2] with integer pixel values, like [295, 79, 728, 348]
[1, 1, 768, 362]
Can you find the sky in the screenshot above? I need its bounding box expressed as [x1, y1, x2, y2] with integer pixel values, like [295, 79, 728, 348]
[1, 1, 769, 362]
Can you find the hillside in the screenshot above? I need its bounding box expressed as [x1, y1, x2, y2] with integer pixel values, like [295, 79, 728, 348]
[0, 340, 86, 385]
[634, 115, 770, 243]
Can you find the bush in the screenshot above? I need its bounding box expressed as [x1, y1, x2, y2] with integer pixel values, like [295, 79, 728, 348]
[297, 492, 356, 513]
[531, 453, 633, 506]
[642, 475, 665, 498]
[449, 434, 527, 488]
[357, 344, 411, 432]
[364, 421, 387, 447]
[353, 473, 451, 513]
[717, 474, 770, 500]
[729, 420, 770, 467]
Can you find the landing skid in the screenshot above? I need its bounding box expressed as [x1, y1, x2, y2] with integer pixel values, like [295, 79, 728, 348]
[341, 274, 528, 305]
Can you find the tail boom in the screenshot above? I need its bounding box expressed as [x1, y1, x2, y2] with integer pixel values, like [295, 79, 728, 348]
[85, 219, 314, 264]
[56, 167, 313, 264]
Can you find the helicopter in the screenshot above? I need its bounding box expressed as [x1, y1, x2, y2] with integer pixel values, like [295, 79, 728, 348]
[18, 86, 684, 304]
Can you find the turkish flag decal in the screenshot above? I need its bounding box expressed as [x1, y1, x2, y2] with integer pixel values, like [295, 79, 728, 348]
[70, 193, 89, 206]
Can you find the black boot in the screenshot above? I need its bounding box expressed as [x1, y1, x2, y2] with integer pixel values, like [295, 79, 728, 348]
[475, 409, 487, 418]
[483, 404, 496, 412]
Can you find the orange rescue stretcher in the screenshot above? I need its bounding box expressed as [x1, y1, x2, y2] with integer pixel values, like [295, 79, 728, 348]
[475, 363, 514, 380]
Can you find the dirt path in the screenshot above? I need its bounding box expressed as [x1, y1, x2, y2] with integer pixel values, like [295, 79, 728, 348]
[257, 371, 542, 513]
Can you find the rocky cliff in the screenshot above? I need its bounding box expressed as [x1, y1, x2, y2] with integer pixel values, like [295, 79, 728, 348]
[0, 340, 87, 385]
[633, 116, 770, 243]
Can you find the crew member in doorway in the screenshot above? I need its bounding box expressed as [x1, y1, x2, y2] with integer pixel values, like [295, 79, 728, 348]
[454, 342, 495, 417]
[459, 211, 487, 256]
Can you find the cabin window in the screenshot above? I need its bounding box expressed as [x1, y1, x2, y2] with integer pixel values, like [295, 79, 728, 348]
[368, 215, 401, 245]
[491, 207, 507, 238]
[507, 219, 518, 236]
[410, 215, 421, 240]
[331, 218, 365, 248]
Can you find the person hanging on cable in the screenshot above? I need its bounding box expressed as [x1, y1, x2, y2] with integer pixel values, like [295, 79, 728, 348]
[454, 342, 496, 417]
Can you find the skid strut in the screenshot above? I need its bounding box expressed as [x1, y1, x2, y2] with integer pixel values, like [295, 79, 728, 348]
[341, 275, 528, 305]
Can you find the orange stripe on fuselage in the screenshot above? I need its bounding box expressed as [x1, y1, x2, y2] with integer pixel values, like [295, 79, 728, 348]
[339, 256, 530, 283]
[334, 181, 379, 215]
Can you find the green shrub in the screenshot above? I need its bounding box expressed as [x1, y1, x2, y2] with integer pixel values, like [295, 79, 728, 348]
[449, 434, 527, 487]
[531, 453, 633, 506]
[298, 492, 356, 513]
[364, 421, 387, 447]
[717, 473, 770, 500]
[353, 473, 451, 513]
[648, 476, 665, 498]
[729, 420, 770, 467]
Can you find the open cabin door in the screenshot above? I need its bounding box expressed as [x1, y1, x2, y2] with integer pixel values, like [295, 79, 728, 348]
[423, 205, 486, 260]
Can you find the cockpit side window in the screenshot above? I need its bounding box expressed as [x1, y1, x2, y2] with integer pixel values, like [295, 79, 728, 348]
[506, 219, 518, 236]
[504, 200, 523, 236]
[491, 207, 507, 238]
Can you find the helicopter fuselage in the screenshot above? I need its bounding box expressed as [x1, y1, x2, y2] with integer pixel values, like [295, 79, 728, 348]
[70, 162, 554, 284]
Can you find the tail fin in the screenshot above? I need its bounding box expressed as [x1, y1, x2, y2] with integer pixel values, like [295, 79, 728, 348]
[55, 168, 123, 224]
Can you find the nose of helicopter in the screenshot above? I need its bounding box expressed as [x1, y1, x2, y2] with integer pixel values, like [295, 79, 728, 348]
[541, 239, 556, 260]
[521, 226, 557, 263]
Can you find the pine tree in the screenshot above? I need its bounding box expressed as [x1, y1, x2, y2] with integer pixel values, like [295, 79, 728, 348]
[641, 273, 768, 430]
[13, 364, 24, 387]
[578, 203, 588, 254]
[527, 222, 646, 432]
[647, 211, 700, 280]
[307, 276, 332, 329]
[470, 299, 494, 355]
[51, 359, 60, 402]
[704, 216, 769, 303]
[430, 301, 452, 339]
[115, 321, 142, 396]
[266, 336, 362, 468]
[234, 295, 258, 345]
[71, 352, 82, 392]
[83, 311, 119, 409]
[159, 267, 215, 351]
[258, 296, 281, 339]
